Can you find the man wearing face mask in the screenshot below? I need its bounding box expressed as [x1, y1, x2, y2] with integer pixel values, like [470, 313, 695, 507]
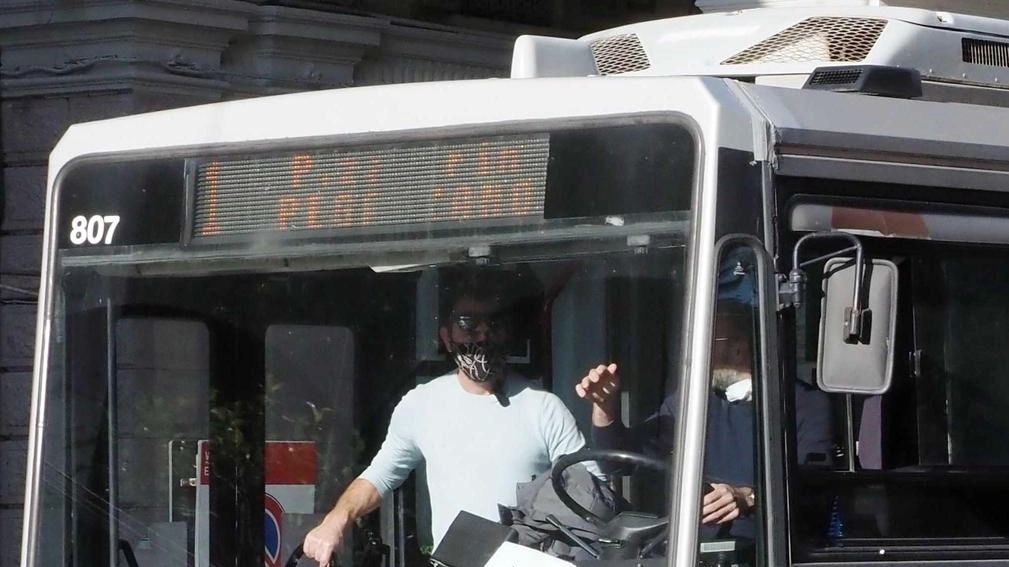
[575, 256, 832, 541]
[303, 268, 591, 566]
[578, 302, 759, 538]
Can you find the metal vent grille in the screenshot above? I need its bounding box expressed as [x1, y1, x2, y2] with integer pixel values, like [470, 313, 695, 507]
[808, 68, 862, 85]
[963, 38, 1009, 68]
[722, 17, 887, 65]
[590, 34, 651, 75]
[192, 134, 549, 239]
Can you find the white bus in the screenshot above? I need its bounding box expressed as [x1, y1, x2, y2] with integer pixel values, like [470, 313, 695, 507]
[22, 5, 1009, 567]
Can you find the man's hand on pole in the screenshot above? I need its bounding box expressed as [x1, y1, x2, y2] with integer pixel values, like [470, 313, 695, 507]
[303, 512, 348, 566]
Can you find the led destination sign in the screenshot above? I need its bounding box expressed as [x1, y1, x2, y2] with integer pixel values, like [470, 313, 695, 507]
[192, 135, 551, 239]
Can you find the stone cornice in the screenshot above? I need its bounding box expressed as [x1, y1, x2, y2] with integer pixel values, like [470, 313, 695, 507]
[354, 56, 506, 86]
[0, 0, 256, 31]
[222, 5, 387, 94]
[4, 59, 231, 98]
[378, 21, 513, 68]
[0, 0, 255, 97]
[248, 5, 387, 46]
[0, 1, 514, 98]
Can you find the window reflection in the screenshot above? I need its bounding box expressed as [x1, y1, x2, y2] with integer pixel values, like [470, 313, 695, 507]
[40, 247, 687, 566]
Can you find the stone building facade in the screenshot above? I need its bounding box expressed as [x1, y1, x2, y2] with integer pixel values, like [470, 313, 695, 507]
[2, 0, 1008, 565]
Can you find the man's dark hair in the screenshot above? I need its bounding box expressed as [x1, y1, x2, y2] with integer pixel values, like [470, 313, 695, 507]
[437, 266, 540, 327]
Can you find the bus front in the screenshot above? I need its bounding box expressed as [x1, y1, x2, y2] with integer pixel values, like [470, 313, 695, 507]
[23, 77, 756, 567]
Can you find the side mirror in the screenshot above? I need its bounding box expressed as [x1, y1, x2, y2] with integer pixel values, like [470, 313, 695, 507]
[817, 257, 898, 395]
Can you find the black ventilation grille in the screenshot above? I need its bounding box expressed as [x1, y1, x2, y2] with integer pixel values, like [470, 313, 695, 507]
[808, 68, 862, 85]
[963, 37, 1009, 68]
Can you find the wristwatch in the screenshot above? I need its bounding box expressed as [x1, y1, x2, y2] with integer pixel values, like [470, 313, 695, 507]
[744, 491, 757, 509]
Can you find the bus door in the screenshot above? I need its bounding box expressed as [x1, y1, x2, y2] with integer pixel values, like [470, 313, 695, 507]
[191, 324, 355, 567]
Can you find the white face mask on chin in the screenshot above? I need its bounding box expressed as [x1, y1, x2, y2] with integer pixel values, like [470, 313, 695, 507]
[713, 368, 753, 402]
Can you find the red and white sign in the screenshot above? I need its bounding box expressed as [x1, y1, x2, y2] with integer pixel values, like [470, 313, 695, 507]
[195, 441, 317, 567]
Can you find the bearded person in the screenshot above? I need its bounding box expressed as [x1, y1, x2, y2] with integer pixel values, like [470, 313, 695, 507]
[575, 299, 760, 540]
[304, 268, 591, 566]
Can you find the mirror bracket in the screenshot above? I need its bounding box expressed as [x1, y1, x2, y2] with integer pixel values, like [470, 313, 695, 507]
[777, 268, 807, 311]
[842, 305, 873, 345]
[778, 232, 867, 342]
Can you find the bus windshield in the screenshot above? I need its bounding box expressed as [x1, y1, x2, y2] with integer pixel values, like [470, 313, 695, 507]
[29, 120, 697, 566]
[34, 248, 688, 566]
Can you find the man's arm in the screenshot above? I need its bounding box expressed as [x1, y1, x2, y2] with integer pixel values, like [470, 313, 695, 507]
[304, 389, 423, 565]
[575, 363, 650, 456]
[577, 365, 756, 527]
[575, 363, 648, 476]
[540, 391, 596, 468]
[303, 478, 382, 565]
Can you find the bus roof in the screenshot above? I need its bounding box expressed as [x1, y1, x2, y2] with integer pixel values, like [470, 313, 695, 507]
[735, 81, 1009, 192]
[48, 76, 728, 179]
[49, 74, 1009, 193]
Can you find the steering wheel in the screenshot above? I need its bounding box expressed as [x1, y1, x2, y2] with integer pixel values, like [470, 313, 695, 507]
[551, 449, 670, 559]
[552, 449, 668, 524]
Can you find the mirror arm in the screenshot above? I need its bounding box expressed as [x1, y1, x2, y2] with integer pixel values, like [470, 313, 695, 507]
[778, 233, 866, 343]
[797, 244, 862, 270]
[843, 244, 866, 344]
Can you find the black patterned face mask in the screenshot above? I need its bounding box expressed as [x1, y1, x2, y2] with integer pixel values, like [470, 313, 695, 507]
[451, 341, 505, 382]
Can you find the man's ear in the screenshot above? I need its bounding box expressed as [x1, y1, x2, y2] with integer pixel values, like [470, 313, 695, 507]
[439, 326, 453, 352]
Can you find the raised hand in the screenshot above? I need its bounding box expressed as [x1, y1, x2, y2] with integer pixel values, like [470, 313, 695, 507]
[575, 363, 622, 427]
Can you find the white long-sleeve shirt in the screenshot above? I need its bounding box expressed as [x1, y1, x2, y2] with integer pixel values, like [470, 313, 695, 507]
[358, 372, 589, 545]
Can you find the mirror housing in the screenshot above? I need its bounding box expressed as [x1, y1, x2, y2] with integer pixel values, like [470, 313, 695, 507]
[817, 257, 898, 395]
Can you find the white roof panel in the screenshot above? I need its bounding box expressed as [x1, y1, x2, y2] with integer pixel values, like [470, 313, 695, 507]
[50, 76, 731, 177]
[738, 81, 1009, 162]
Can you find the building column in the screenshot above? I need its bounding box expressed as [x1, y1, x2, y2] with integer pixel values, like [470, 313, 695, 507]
[222, 6, 386, 96]
[355, 22, 512, 85]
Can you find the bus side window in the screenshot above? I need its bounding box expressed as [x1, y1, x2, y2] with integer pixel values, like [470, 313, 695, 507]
[789, 248, 1009, 561]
